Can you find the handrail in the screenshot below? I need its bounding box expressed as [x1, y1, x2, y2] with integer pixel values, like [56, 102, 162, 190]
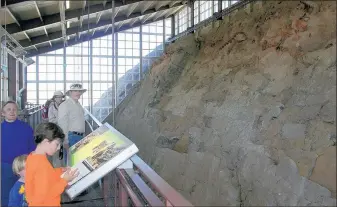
[18, 104, 43, 130]
[84, 107, 193, 206]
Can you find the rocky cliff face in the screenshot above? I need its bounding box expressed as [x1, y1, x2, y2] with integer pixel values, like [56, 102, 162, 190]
[107, 1, 336, 205]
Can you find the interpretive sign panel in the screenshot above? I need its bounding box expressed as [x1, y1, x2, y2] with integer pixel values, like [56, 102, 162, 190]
[62, 123, 139, 199]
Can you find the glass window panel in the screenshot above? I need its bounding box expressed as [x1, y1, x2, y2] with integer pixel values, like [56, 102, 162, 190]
[93, 48, 100, 55]
[82, 73, 89, 81]
[39, 64, 47, 72]
[100, 66, 108, 73]
[132, 34, 139, 41]
[39, 83, 47, 89]
[101, 40, 108, 47]
[132, 41, 140, 49]
[142, 50, 150, 57]
[125, 49, 132, 56]
[39, 91, 47, 99]
[27, 83, 37, 90]
[39, 73, 47, 80]
[101, 73, 108, 81]
[47, 83, 56, 91]
[125, 41, 132, 48]
[118, 48, 126, 56]
[66, 57, 74, 64]
[93, 91, 101, 99]
[66, 65, 75, 73]
[93, 73, 100, 81]
[93, 83, 100, 90]
[133, 49, 140, 57]
[93, 57, 100, 65]
[133, 58, 140, 65]
[55, 83, 63, 90]
[82, 57, 89, 65]
[118, 33, 125, 40]
[118, 40, 125, 48]
[39, 56, 47, 64]
[149, 35, 156, 42]
[125, 34, 133, 41]
[118, 66, 126, 73]
[142, 35, 149, 42]
[47, 56, 55, 64]
[143, 26, 149, 33]
[93, 65, 100, 73]
[27, 91, 36, 100]
[118, 58, 125, 65]
[68, 73, 77, 81]
[47, 73, 55, 81]
[132, 27, 140, 32]
[143, 42, 149, 49]
[93, 39, 100, 47]
[27, 73, 36, 81]
[27, 65, 36, 72]
[150, 43, 157, 49]
[125, 58, 133, 65]
[108, 48, 112, 55]
[156, 36, 162, 42]
[55, 73, 63, 80]
[48, 65, 56, 73]
[55, 65, 63, 73]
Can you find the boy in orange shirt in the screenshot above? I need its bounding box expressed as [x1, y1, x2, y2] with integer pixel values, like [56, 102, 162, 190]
[25, 122, 78, 207]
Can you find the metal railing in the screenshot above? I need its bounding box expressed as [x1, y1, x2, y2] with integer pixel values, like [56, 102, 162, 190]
[84, 107, 193, 207]
[18, 103, 42, 130]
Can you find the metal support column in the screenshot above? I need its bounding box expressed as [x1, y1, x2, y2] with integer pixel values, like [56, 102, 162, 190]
[189, 0, 194, 28]
[89, 40, 93, 113]
[139, 25, 142, 80]
[198, 0, 201, 23]
[218, 0, 222, 12]
[15, 59, 19, 99]
[114, 34, 118, 107]
[36, 56, 39, 104]
[171, 16, 175, 37]
[63, 47, 66, 93]
[163, 19, 166, 52]
[111, 0, 115, 123]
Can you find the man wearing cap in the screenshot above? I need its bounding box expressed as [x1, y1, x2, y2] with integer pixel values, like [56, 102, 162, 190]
[57, 83, 87, 165]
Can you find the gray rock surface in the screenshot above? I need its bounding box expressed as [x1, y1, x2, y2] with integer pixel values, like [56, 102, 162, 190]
[105, 1, 336, 205]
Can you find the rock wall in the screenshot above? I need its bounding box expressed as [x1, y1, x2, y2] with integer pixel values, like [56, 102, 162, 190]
[107, 1, 336, 205]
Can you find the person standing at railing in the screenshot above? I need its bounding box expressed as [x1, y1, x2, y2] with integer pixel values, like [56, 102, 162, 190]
[57, 84, 86, 166]
[47, 91, 65, 124]
[1, 101, 35, 207]
[47, 91, 65, 168]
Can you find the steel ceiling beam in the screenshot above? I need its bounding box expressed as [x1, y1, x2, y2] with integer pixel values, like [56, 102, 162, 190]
[141, 1, 154, 14]
[5, 0, 145, 34]
[0, 0, 28, 7]
[59, 1, 67, 45]
[126, 2, 139, 17]
[26, 14, 170, 58]
[34, 1, 43, 22]
[155, 1, 167, 11]
[19, 3, 183, 48]
[6, 7, 20, 27]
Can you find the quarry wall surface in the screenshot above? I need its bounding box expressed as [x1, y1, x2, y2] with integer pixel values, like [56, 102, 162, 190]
[107, 1, 336, 205]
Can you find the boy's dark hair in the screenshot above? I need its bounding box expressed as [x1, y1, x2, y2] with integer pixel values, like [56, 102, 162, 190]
[34, 122, 65, 144]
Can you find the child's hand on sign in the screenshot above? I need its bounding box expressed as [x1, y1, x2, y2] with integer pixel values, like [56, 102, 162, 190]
[61, 167, 71, 173]
[62, 168, 79, 182]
